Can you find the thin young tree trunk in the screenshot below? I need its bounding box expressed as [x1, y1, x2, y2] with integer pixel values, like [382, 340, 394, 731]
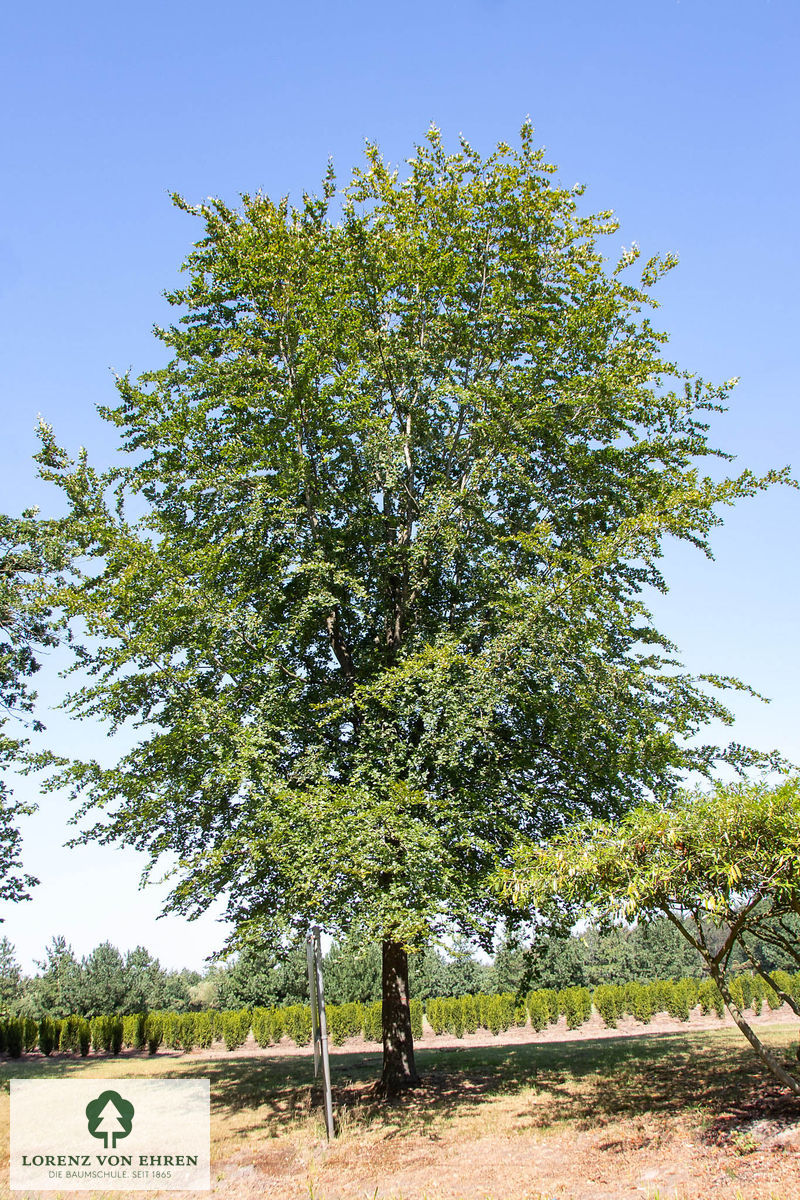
[709, 963, 800, 1096]
[381, 939, 421, 1093]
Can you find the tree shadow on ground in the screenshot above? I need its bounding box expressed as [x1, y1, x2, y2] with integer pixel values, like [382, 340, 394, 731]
[4, 1026, 797, 1144]
[170, 1025, 800, 1141]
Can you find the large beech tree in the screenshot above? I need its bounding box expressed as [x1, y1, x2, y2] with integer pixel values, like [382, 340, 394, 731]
[39, 126, 788, 1090]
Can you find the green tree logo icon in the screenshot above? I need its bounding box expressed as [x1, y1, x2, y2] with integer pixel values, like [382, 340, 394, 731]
[85, 1090, 135, 1149]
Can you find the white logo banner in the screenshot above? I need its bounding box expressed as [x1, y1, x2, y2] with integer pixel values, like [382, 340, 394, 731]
[10, 1079, 210, 1191]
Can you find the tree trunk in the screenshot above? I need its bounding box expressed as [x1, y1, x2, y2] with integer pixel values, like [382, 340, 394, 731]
[709, 963, 800, 1096]
[381, 939, 421, 1093]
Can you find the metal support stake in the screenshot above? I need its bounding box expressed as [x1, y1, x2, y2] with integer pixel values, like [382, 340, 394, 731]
[306, 933, 321, 1079]
[309, 925, 335, 1139]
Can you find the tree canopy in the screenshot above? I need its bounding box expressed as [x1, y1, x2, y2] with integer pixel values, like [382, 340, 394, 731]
[0, 510, 65, 906]
[38, 124, 790, 1086]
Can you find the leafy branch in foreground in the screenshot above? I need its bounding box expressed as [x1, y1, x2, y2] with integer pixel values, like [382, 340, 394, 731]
[506, 777, 800, 1094]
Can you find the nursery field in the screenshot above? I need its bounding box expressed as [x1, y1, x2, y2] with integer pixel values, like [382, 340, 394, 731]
[2, 1012, 800, 1200]
[5, 970, 794, 1059]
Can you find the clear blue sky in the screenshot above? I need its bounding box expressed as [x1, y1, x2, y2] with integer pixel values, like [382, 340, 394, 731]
[1, 0, 798, 971]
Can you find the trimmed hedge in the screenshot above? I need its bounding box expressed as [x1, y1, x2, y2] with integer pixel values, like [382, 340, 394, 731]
[327, 1002, 364, 1046]
[363, 1001, 382, 1042]
[222, 1008, 251, 1051]
[558, 986, 592, 1030]
[4, 967, 795, 1058]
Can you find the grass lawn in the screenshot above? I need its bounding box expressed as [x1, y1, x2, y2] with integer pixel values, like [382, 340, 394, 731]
[2, 1023, 800, 1199]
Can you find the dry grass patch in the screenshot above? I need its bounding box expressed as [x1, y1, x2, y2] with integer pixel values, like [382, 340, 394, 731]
[1, 1024, 800, 1198]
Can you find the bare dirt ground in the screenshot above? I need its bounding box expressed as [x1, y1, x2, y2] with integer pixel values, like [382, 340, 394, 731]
[4, 1008, 800, 1200]
[206, 1010, 800, 1200]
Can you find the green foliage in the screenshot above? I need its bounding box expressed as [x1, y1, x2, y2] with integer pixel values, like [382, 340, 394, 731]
[425, 997, 444, 1036]
[282, 1005, 311, 1046]
[161, 1012, 181, 1049]
[219, 1011, 238, 1051]
[513, 781, 800, 958]
[665, 979, 691, 1022]
[51, 1012, 110, 1060]
[252, 1006, 286, 1047]
[23, 1016, 37, 1051]
[743, 913, 800, 975]
[623, 981, 654, 1024]
[194, 1010, 214, 1048]
[766, 970, 793, 1010]
[38, 1016, 56, 1056]
[178, 1013, 197, 1051]
[628, 919, 704, 982]
[251, 1006, 269, 1047]
[144, 1013, 163, 1055]
[425, 993, 487, 1036]
[583, 927, 634, 989]
[90, 1014, 123, 1054]
[511, 779, 800, 1095]
[682, 977, 700, 1010]
[362, 1003, 381, 1041]
[0, 938, 22, 1016]
[738, 974, 753, 1012]
[438, 946, 493, 998]
[0, 511, 66, 906]
[593, 984, 624, 1028]
[160, 969, 199, 1013]
[6, 1018, 24, 1057]
[362, 1003, 383, 1041]
[30, 937, 83, 1020]
[492, 995, 508, 1035]
[508, 919, 704, 996]
[122, 1013, 147, 1050]
[22, 938, 190, 1020]
[326, 1002, 364, 1046]
[121, 947, 173, 1013]
[60, 1014, 81, 1053]
[37, 127, 780, 1013]
[542, 989, 560, 1025]
[520, 934, 587, 992]
[492, 939, 530, 994]
[269, 1008, 287, 1044]
[111, 1016, 123, 1055]
[445, 997, 464, 1038]
[81, 944, 129, 1016]
[527, 990, 550, 1032]
[558, 986, 592, 1029]
[461, 994, 478, 1035]
[221, 1009, 251, 1051]
[324, 938, 381, 1005]
[649, 979, 672, 1016]
[24, 967, 780, 1058]
[214, 943, 309, 1010]
[56, 1013, 91, 1055]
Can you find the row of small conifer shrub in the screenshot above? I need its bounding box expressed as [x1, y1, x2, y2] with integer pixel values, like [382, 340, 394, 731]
[1, 970, 797, 1056]
[423, 970, 800, 1037]
[590, 969, 800, 1028]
